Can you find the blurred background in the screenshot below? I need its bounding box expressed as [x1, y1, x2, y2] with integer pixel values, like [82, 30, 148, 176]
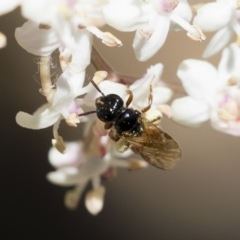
[1, 3, 240, 240]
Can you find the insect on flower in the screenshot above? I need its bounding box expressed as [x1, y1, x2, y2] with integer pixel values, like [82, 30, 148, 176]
[79, 77, 182, 170]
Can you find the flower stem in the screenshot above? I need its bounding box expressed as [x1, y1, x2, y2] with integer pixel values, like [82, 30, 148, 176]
[40, 56, 55, 104]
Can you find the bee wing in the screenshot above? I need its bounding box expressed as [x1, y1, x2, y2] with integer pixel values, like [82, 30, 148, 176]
[124, 116, 182, 170]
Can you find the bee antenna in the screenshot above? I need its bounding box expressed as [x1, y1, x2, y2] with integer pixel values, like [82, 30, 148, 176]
[87, 75, 105, 97]
[78, 110, 96, 118]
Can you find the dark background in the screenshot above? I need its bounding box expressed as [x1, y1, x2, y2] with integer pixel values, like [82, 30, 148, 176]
[1, 6, 240, 240]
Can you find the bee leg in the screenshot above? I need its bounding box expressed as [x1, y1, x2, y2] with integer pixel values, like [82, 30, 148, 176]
[125, 90, 133, 107]
[104, 122, 113, 130]
[109, 127, 120, 142]
[141, 84, 153, 113]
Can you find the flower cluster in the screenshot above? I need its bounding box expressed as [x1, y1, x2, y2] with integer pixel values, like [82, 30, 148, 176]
[1, 0, 240, 214]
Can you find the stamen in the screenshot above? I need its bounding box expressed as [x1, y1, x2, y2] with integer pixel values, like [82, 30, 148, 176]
[227, 76, 238, 86]
[66, 113, 81, 127]
[87, 26, 122, 47]
[52, 119, 66, 153]
[170, 13, 206, 42]
[218, 109, 236, 121]
[85, 186, 106, 215]
[138, 29, 154, 40]
[65, 182, 88, 210]
[93, 71, 108, 84]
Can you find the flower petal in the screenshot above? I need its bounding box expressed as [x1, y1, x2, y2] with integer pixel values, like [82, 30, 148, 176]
[216, 0, 238, 9]
[52, 71, 72, 108]
[46, 171, 87, 186]
[0, 0, 19, 15]
[193, 2, 233, 32]
[153, 87, 173, 105]
[210, 116, 240, 136]
[203, 27, 232, 58]
[170, 0, 192, 31]
[48, 142, 85, 168]
[172, 96, 210, 127]
[21, 0, 58, 23]
[103, 0, 148, 32]
[15, 21, 60, 56]
[130, 63, 164, 104]
[217, 43, 240, 87]
[133, 15, 170, 61]
[16, 104, 61, 129]
[177, 59, 218, 101]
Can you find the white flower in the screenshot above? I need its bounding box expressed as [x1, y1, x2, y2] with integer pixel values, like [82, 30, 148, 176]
[193, 0, 240, 58]
[172, 43, 240, 136]
[15, 25, 93, 145]
[47, 134, 147, 215]
[103, 0, 205, 61]
[15, 1, 117, 52]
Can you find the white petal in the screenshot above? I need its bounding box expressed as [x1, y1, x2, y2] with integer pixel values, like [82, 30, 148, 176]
[52, 71, 72, 107]
[103, 0, 149, 32]
[16, 105, 60, 129]
[177, 59, 218, 101]
[172, 96, 210, 127]
[193, 2, 233, 32]
[203, 27, 232, 58]
[133, 15, 170, 61]
[21, 0, 58, 23]
[170, 0, 192, 31]
[216, 0, 237, 8]
[68, 30, 92, 74]
[152, 87, 173, 104]
[47, 171, 87, 186]
[48, 142, 85, 168]
[85, 186, 105, 215]
[211, 115, 240, 136]
[15, 21, 60, 56]
[0, 0, 18, 15]
[130, 63, 164, 104]
[217, 43, 240, 87]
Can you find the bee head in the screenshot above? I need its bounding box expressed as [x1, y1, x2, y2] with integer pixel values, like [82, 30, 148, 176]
[95, 94, 124, 122]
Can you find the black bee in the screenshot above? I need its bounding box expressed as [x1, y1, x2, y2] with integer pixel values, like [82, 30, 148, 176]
[79, 78, 182, 170]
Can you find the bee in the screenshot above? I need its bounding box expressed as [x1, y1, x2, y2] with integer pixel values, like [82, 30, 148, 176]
[79, 78, 182, 170]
